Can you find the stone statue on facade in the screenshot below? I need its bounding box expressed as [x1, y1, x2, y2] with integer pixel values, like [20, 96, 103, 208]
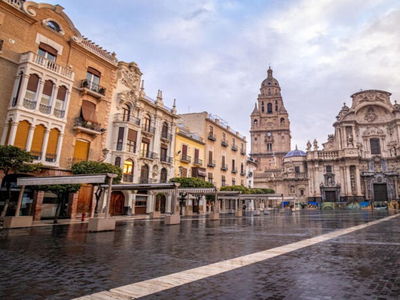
[313, 139, 318, 150]
[306, 140, 312, 151]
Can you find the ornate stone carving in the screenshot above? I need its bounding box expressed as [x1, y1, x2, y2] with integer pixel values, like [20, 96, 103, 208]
[313, 139, 318, 150]
[117, 90, 136, 109]
[364, 107, 377, 122]
[306, 140, 312, 151]
[121, 68, 140, 90]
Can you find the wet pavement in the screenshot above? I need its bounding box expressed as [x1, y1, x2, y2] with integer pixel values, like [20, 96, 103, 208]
[1, 210, 400, 299]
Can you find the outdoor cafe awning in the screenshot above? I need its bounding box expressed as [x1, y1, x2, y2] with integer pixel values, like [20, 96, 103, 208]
[16, 174, 113, 186]
[101, 182, 180, 191]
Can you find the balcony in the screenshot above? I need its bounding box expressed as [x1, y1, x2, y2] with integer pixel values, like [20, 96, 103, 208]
[142, 125, 156, 135]
[160, 156, 173, 164]
[140, 150, 156, 159]
[240, 149, 246, 155]
[19, 52, 74, 80]
[208, 133, 216, 141]
[54, 108, 65, 118]
[73, 117, 103, 135]
[180, 154, 191, 163]
[79, 79, 106, 100]
[221, 164, 228, 171]
[123, 174, 133, 182]
[161, 131, 173, 142]
[39, 103, 51, 114]
[193, 158, 203, 166]
[114, 113, 140, 127]
[207, 160, 215, 168]
[139, 177, 153, 184]
[221, 140, 228, 147]
[231, 168, 238, 174]
[232, 144, 238, 151]
[23, 98, 37, 110]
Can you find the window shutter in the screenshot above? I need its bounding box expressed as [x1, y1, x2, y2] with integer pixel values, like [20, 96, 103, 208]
[14, 120, 30, 150]
[81, 100, 98, 124]
[182, 145, 188, 155]
[87, 67, 101, 77]
[57, 86, 67, 101]
[42, 80, 53, 96]
[39, 43, 58, 56]
[73, 140, 90, 161]
[27, 74, 39, 92]
[46, 128, 59, 155]
[31, 125, 45, 153]
[128, 129, 137, 142]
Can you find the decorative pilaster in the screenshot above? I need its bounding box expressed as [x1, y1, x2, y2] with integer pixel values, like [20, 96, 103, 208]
[25, 125, 36, 151]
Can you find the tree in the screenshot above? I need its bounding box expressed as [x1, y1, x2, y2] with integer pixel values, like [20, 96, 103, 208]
[33, 184, 81, 223]
[71, 161, 122, 213]
[170, 177, 214, 188]
[249, 188, 275, 194]
[0, 145, 42, 217]
[220, 185, 250, 194]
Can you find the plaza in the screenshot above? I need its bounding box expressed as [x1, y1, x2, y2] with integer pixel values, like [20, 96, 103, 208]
[1, 210, 400, 299]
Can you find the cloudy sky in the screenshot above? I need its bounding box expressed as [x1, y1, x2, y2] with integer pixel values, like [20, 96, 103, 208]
[46, 0, 400, 151]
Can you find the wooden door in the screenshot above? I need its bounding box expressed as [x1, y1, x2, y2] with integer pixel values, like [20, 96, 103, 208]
[374, 184, 388, 202]
[110, 191, 125, 215]
[77, 184, 93, 213]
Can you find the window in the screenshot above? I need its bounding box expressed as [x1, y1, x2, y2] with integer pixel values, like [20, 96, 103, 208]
[162, 122, 168, 139]
[141, 139, 150, 157]
[194, 148, 200, 164]
[14, 120, 30, 150]
[209, 126, 214, 136]
[295, 166, 300, 174]
[300, 189, 305, 196]
[180, 167, 187, 178]
[241, 163, 244, 174]
[370, 138, 380, 154]
[38, 43, 57, 62]
[232, 138, 236, 146]
[73, 139, 90, 163]
[208, 172, 213, 184]
[326, 165, 332, 173]
[267, 103, 273, 114]
[261, 102, 265, 113]
[46, 20, 61, 32]
[25, 74, 40, 102]
[122, 104, 130, 121]
[232, 159, 236, 170]
[222, 133, 226, 142]
[144, 115, 151, 132]
[127, 129, 137, 153]
[275, 100, 278, 111]
[115, 157, 121, 167]
[280, 118, 285, 124]
[267, 143, 272, 152]
[116, 127, 124, 151]
[41, 80, 54, 109]
[123, 159, 134, 182]
[160, 144, 168, 162]
[86, 67, 101, 92]
[221, 175, 226, 186]
[140, 163, 149, 183]
[160, 168, 168, 183]
[232, 179, 236, 186]
[55, 86, 67, 112]
[254, 119, 258, 126]
[222, 155, 226, 169]
[208, 150, 214, 165]
[45, 128, 60, 162]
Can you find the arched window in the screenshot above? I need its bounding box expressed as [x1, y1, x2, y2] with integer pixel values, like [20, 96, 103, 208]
[115, 157, 121, 167]
[275, 100, 278, 111]
[54, 85, 67, 117]
[267, 103, 273, 114]
[140, 163, 149, 183]
[326, 165, 332, 173]
[25, 74, 40, 106]
[14, 120, 30, 150]
[261, 102, 265, 113]
[122, 104, 130, 121]
[123, 159, 134, 182]
[40, 80, 54, 113]
[160, 168, 168, 183]
[45, 128, 60, 162]
[31, 124, 46, 160]
[144, 115, 151, 132]
[47, 20, 61, 32]
[254, 119, 258, 126]
[162, 122, 168, 139]
[280, 118, 285, 124]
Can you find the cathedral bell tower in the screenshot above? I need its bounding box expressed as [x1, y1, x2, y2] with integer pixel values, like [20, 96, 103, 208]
[250, 67, 291, 173]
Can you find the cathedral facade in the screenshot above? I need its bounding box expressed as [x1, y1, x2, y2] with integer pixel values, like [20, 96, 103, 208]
[251, 69, 399, 206]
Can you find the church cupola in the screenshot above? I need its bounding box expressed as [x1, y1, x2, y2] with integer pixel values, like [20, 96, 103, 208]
[260, 67, 281, 95]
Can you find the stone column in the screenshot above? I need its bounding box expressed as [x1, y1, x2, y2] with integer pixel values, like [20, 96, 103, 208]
[67, 192, 79, 219]
[122, 125, 128, 152]
[1, 121, 10, 145]
[7, 121, 19, 146]
[132, 191, 137, 215]
[166, 193, 172, 214]
[33, 80, 45, 113]
[355, 167, 362, 196]
[55, 133, 64, 165]
[25, 125, 36, 151]
[40, 129, 51, 163]
[15, 74, 30, 109]
[146, 193, 153, 214]
[32, 190, 44, 221]
[49, 85, 58, 115]
[346, 166, 351, 196]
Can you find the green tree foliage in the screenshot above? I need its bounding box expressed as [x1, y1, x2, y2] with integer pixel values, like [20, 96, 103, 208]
[170, 177, 214, 188]
[71, 161, 122, 184]
[220, 185, 250, 194]
[0, 145, 42, 217]
[249, 188, 275, 194]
